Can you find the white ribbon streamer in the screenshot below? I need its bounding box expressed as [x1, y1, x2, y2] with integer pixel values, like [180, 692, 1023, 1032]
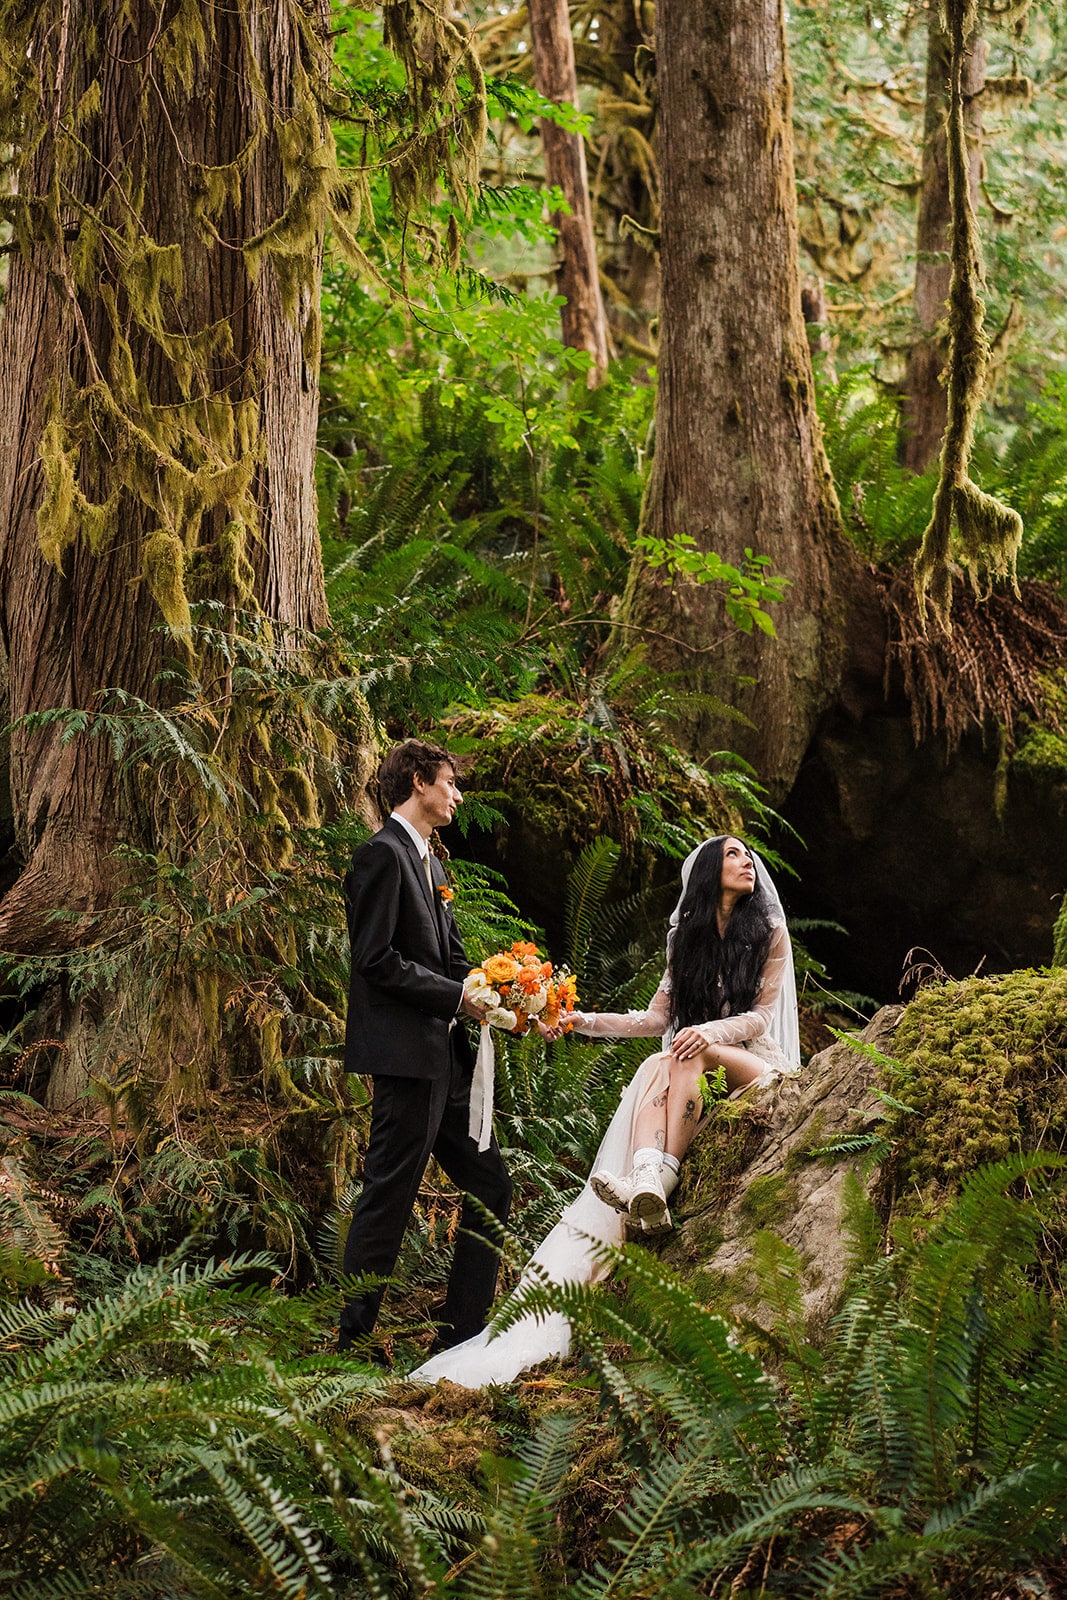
[469, 1024, 496, 1151]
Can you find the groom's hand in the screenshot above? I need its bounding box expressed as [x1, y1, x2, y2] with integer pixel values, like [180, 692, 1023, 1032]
[537, 1018, 566, 1042]
[459, 992, 490, 1022]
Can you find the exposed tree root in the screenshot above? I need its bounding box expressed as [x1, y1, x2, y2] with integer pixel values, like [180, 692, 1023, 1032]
[880, 570, 1067, 750]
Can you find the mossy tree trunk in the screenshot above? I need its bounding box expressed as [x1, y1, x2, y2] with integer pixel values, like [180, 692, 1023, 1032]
[898, 13, 986, 474]
[578, 0, 659, 358]
[624, 0, 853, 800]
[0, 0, 338, 1103]
[528, 0, 612, 380]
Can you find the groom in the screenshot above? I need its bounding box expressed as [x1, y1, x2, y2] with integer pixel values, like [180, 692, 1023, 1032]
[338, 739, 513, 1357]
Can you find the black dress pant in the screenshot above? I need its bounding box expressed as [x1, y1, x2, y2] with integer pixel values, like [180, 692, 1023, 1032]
[338, 1037, 513, 1351]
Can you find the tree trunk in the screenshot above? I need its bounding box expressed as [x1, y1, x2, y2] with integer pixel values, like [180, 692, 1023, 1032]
[626, 0, 852, 800]
[528, 0, 612, 380]
[801, 276, 837, 386]
[0, 0, 338, 1100]
[898, 15, 986, 474]
[578, 0, 659, 358]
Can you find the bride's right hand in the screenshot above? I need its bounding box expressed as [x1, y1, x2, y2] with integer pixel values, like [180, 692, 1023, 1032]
[536, 1018, 567, 1041]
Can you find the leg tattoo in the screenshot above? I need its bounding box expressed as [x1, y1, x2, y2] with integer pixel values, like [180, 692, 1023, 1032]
[682, 1097, 698, 1124]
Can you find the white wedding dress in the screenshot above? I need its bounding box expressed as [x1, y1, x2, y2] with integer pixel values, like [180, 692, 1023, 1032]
[409, 843, 800, 1390]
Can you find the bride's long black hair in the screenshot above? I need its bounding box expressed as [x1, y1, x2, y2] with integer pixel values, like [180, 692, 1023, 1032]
[668, 838, 774, 1032]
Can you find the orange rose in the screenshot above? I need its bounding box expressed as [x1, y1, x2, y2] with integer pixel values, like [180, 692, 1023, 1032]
[516, 968, 543, 995]
[483, 953, 521, 986]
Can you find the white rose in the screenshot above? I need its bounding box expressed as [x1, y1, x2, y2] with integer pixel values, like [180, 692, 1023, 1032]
[487, 1006, 518, 1030]
[464, 974, 499, 1007]
[522, 990, 547, 1015]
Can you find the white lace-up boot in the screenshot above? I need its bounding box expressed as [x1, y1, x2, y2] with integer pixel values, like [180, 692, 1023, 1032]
[638, 1158, 680, 1236]
[592, 1149, 678, 1232]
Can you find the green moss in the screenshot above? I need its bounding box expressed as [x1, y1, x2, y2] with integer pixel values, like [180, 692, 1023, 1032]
[1054, 900, 1067, 968]
[278, 767, 321, 827]
[783, 1112, 829, 1172]
[140, 530, 192, 641]
[1013, 723, 1067, 780]
[444, 694, 738, 865]
[740, 1173, 797, 1231]
[686, 1263, 751, 1320]
[685, 1101, 771, 1202]
[889, 967, 1067, 1195]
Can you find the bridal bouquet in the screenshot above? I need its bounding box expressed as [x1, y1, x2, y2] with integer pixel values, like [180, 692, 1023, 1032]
[464, 942, 579, 1150]
[463, 941, 579, 1035]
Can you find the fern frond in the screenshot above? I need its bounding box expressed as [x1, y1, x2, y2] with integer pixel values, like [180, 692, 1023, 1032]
[564, 838, 622, 986]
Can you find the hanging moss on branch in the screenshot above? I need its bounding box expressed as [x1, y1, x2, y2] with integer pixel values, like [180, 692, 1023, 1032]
[913, 0, 1023, 628]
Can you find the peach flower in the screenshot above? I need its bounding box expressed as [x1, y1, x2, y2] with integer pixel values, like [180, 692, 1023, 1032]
[483, 953, 521, 986]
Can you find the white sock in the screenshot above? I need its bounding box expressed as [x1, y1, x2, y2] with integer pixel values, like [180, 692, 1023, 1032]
[661, 1153, 681, 1176]
[633, 1147, 661, 1169]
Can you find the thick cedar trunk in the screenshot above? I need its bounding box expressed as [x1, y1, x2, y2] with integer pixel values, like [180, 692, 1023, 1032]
[899, 17, 986, 474]
[628, 0, 851, 800]
[528, 0, 612, 379]
[0, 1, 328, 958]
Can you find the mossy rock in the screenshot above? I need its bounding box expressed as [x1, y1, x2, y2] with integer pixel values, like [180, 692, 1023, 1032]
[739, 1171, 798, 1231]
[661, 1007, 903, 1337]
[684, 1099, 773, 1200]
[888, 966, 1067, 1196]
[657, 973, 1067, 1346]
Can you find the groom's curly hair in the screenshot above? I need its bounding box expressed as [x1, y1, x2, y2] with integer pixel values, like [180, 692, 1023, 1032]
[378, 738, 454, 809]
[668, 838, 774, 1033]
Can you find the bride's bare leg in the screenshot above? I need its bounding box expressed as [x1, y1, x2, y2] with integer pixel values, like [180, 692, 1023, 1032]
[598, 1045, 768, 1228]
[663, 1043, 766, 1160]
[631, 1053, 673, 1154]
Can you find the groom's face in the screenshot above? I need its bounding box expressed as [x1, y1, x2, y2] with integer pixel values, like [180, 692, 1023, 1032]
[413, 763, 463, 830]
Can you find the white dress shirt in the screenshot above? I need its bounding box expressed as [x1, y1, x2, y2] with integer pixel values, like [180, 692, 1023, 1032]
[389, 810, 430, 861]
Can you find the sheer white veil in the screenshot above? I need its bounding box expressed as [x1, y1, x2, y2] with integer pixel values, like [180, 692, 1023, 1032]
[669, 836, 801, 1070]
[408, 834, 800, 1389]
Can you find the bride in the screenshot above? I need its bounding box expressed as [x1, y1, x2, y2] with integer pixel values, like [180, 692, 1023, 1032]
[409, 835, 800, 1389]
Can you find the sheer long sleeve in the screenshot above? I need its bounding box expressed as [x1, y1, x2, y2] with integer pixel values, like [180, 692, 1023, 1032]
[689, 921, 790, 1048]
[570, 981, 670, 1040]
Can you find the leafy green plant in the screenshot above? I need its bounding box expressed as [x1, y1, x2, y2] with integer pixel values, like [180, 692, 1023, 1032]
[0, 1251, 477, 1599]
[463, 1154, 1067, 1598]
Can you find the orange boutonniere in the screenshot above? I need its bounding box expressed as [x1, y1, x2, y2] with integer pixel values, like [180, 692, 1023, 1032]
[437, 883, 454, 904]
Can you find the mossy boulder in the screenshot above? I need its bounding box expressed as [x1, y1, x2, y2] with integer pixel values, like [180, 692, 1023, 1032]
[660, 1006, 903, 1335]
[658, 966, 1067, 1340]
[887, 965, 1067, 1195]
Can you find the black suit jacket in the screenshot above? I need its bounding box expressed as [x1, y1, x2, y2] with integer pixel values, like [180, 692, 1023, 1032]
[343, 818, 473, 1080]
